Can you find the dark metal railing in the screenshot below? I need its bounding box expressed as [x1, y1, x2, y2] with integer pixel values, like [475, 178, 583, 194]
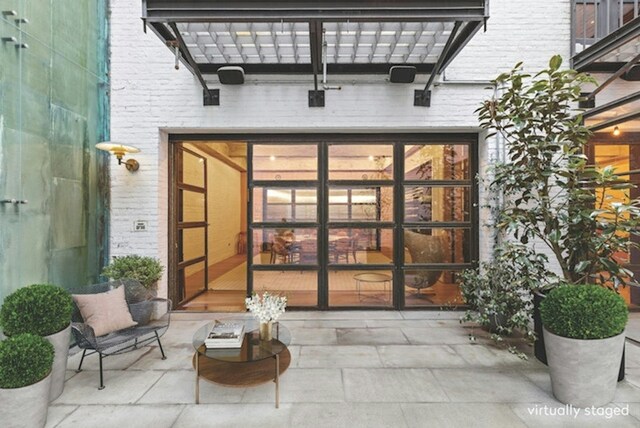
[572, 0, 639, 56]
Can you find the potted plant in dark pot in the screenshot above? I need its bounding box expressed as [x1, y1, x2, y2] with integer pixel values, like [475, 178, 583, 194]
[102, 255, 164, 297]
[540, 285, 627, 407]
[0, 333, 55, 427]
[477, 55, 640, 370]
[459, 242, 550, 355]
[102, 255, 164, 323]
[0, 284, 74, 401]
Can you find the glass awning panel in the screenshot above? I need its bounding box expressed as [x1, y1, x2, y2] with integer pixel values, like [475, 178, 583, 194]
[177, 22, 311, 64]
[322, 22, 454, 64]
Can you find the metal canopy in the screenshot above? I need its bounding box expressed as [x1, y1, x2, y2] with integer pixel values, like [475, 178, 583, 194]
[142, 0, 488, 106]
[573, 15, 640, 72]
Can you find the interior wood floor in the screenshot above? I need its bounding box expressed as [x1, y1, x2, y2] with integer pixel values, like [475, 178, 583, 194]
[179, 251, 462, 311]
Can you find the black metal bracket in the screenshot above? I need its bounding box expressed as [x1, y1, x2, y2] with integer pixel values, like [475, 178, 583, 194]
[204, 89, 220, 106]
[579, 92, 595, 109]
[414, 90, 431, 107]
[309, 90, 325, 107]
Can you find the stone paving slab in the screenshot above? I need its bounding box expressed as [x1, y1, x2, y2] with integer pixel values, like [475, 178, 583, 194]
[173, 404, 292, 428]
[377, 345, 468, 368]
[343, 368, 449, 403]
[297, 345, 382, 368]
[337, 327, 409, 345]
[53, 370, 164, 405]
[53, 404, 183, 428]
[241, 368, 345, 404]
[290, 403, 407, 428]
[432, 368, 554, 403]
[137, 370, 247, 404]
[45, 405, 77, 428]
[401, 403, 527, 428]
[289, 327, 338, 345]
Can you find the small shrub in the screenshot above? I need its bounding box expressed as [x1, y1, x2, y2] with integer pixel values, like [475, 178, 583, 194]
[540, 285, 628, 340]
[102, 255, 164, 289]
[0, 284, 73, 336]
[0, 334, 54, 389]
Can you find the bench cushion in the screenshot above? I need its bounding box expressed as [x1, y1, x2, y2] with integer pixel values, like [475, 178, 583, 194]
[73, 286, 137, 336]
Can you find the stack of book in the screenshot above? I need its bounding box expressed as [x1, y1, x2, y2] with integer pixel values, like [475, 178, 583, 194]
[205, 321, 245, 348]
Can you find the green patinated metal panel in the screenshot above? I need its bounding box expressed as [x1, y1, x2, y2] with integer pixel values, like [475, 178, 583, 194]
[0, 0, 110, 303]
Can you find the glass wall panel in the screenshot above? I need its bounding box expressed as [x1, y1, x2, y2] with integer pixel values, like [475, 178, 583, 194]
[404, 270, 463, 307]
[328, 228, 393, 264]
[181, 261, 207, 302]
[180, 228, 205, 262]
[181, 151, 206, 187]
[253, 187, 317, 222]
[404, 228, 471, 264]
[404, 186, 470, 223]
[328, 186, 393, 222]
[252, 228, 318, 265]
[253, 271, 317, 306]
[180, 190, 206, 222]
[328, 144, 393, 180]
[329, 269, 393, 307]
[252, 144, 317, 180]
[404, 145, 469, 180]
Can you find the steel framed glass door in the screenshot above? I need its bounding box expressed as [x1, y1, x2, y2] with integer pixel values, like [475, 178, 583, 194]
[173, 145, 208, 306]
[246, 136, 477, 309]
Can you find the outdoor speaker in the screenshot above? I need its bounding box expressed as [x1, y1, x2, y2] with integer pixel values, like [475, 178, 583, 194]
[217, 66, 245, 84]
[623, 65, 640, 81]
[389, 66, 417, 83]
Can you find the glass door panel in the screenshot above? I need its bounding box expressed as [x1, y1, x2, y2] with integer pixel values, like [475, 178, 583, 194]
[328, 227, 393, 264]
[592, 143, 640, 307]
[403, 142, 475, 307]
[328, 269, 393, 307]
[252, 144, 317, 180]
[253, 187, 318, 222]
[328, 144, 393, 180]
[328, 186, 393, 222]
[174, 145, 208, 306]
[249, 143, 319, 307]
[252, 227, 318, 265]
[404, 186, 470, 223]
[404, 144, 470, 180]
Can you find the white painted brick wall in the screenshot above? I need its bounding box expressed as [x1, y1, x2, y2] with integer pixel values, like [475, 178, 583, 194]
[109, 0, 572, 295]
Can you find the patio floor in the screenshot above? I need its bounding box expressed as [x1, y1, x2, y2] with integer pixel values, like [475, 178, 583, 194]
[48, 311, 640, 428]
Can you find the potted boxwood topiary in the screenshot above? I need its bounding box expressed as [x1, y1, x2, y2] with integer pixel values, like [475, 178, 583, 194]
[0, 284, 74, 401]
[540, 285, 628, 407]
[102, 255, 164, 296]
[0, 333, 55, 428]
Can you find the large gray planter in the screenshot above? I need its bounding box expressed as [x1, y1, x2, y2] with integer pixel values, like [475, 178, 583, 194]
[45, 324, 71, 401]
[0, 372, 51, 428]
[543, 327, 625, 407]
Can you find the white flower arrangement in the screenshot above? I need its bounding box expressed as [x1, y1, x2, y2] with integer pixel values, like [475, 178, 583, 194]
[245, 292, 287, 324]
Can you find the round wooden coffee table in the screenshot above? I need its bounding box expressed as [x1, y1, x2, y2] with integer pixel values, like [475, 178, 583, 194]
[192, 321, 291, 408]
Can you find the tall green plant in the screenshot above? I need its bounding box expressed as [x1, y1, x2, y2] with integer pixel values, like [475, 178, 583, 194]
[477, 55, 640, 288]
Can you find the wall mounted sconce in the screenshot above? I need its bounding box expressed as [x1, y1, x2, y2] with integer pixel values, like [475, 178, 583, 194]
[96, 142, 140, 172]
[613, 126, 621, 137]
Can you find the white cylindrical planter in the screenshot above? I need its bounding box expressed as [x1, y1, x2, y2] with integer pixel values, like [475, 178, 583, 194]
[0, 372, 51, 428]
[543, 327, 625, 407]
[45, 324, 71, 401]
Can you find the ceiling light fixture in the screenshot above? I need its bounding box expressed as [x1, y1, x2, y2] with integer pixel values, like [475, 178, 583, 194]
[95, 142, 141, 172]
[613, 126, 621, 136]
[270, 155, 276, 161]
